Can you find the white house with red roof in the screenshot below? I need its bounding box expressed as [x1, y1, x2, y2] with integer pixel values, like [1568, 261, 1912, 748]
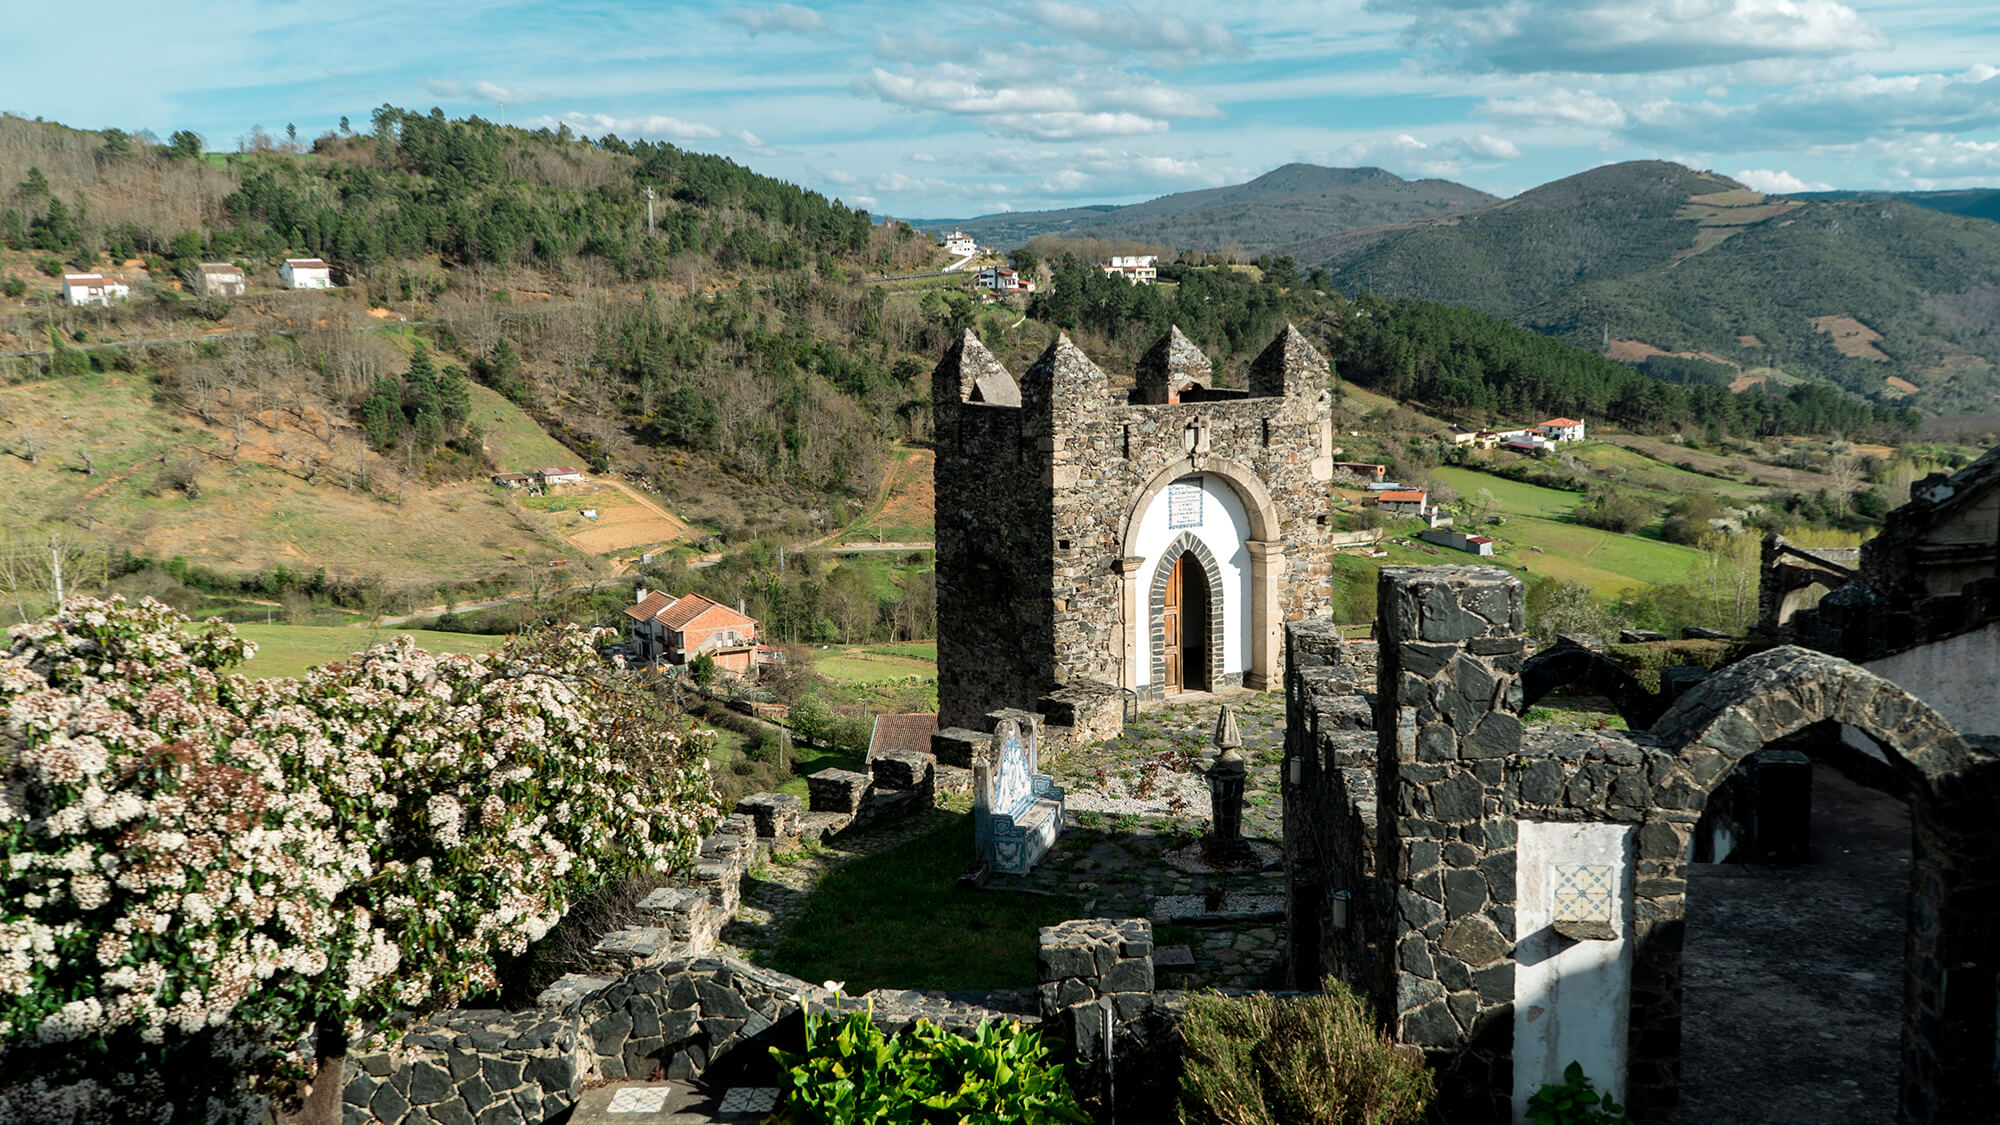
[279, 258, 334, 289]
[624, 588, 760, 674]
[61, 273, 129, 306]
[1537, 417, 1586, 443]
[537, 466, 586, 487]
[940, 230, 976, 256]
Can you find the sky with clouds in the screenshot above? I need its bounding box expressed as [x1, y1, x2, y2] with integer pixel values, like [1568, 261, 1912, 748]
[5, 0, 1998, 217]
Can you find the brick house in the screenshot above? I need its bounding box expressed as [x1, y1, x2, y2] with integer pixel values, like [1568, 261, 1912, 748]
[624, 589, 759, 674]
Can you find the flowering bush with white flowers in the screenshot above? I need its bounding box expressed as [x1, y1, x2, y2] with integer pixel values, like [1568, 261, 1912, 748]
[0, 597, 718, 1102]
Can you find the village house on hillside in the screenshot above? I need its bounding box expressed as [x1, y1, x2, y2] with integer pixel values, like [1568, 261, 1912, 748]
[490, 471, 532, 489]
[193, 262, 245, 297]
[625, 589, 759, 674]
[61, 273, 128, 306]
[1537, 417, 1586, 442]
[1374, 488, 1433, 518]
[279, 258, 334, 290]
[939, 230, 976, 255]
[538, 466, 586, 487]
[1097, 255, 1158, 284]
[977, 265, 1022, 292]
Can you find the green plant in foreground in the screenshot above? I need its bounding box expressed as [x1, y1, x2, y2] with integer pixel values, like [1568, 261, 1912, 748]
[770, 993, 1088, 1124]
[1177, 979, 1433, 1125]
[1525, 1061, 1631, 1125]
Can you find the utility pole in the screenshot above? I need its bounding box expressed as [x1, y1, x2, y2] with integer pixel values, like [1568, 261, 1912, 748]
[645, 186, 656, 235]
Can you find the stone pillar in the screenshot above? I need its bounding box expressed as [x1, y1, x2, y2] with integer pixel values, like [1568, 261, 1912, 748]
[1116, 555, 1147, 694]
[1373, 566, 1527, 1122]
[1245, 539, 1285, 690]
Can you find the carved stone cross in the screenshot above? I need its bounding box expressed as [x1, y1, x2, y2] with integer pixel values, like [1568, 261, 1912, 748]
[1183, 415, 1211, 456]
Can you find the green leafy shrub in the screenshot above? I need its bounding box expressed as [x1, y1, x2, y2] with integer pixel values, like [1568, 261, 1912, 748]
[1525, 1061, 1631, 1125]
[1177, 979, 1433, 1125]
[770, 1001, 1087, 1124]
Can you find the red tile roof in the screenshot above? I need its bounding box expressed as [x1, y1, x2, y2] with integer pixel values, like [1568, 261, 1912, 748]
[870, 713, 938, 757]
[624, 590, 676, 622]
[1541, 418, 1582, 427]
[284, 258, 330, 268]
[656, 593, 755, 632]
[1378, 490, 1428, 504]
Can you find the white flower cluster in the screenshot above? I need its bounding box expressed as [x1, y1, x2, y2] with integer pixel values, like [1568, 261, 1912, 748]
[0, 597, 719, 1066]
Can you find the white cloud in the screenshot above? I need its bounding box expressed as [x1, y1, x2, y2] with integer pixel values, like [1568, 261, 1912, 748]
[722, 3, 826, 34]
[1480, 88, 1629, 129]
[530, 112, 721, 141]
[1627, 65, 2000, 148]
[730, 128, 779, 156]
[1381, 0, 1888, 75]
[1884, 135, 2000, 183]
[1327, 132, 1524, 177]
[1020, 1, 1245, 58]
[1733, 168, 1830, 193]
[426, 79, 547, 105]
[854, 62, 1219, 139]
[821, 168, 858, 185]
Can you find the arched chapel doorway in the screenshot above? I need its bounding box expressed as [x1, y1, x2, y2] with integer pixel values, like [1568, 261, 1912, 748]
[1118, 459, 1285, 698]
[1159, 548, 1212, 693]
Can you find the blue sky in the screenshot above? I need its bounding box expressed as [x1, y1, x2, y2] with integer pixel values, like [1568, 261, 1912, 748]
[5, 0, 1999, 217]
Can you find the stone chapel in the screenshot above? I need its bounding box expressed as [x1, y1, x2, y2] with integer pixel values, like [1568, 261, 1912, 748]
[932, 324, 1343, 733]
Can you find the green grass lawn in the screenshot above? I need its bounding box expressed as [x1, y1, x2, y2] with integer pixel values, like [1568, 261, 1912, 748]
[1428, 466, 1709, 597]
[765, 815, 1084, 992]
[809, 646, 937, 686]
[470, 382, 584, 473]
[226, 623, 501, 679]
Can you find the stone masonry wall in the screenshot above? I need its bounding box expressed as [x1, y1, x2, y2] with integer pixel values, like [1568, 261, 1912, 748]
[1286, 563, 2000, 1123]
[934, 325, 1340, 727]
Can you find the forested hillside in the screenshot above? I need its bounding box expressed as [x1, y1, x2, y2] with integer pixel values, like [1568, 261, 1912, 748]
[1321, 161, 2000, 414]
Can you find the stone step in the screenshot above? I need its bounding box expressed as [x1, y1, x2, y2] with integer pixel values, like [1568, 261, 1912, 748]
[537, 972, 618, 1009]
[590, 926, 676, 972]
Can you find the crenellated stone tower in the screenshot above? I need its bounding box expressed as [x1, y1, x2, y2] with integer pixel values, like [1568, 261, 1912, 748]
[932, 324, 1342, 733]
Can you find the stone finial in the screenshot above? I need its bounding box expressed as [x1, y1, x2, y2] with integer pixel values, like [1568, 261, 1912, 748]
[1135, 325, 1212, 404]
[932, 329, 1020, 407]
[1247, 323, 1329, 398]
[1212, 703, 1243, 752]
[1020, 332, 1109, 413]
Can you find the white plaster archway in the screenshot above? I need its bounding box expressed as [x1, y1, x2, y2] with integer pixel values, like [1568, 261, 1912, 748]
[1116, 457, 1285, 694]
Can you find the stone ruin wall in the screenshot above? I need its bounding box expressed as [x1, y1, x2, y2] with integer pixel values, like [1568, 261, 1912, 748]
[1282, 565, 2000, 1123]
[934, 325, 1341, 729]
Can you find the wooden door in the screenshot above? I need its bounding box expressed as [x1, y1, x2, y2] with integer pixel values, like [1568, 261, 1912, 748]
[1182, 555, 1209, 692]
[1162, 555, 1182, 692]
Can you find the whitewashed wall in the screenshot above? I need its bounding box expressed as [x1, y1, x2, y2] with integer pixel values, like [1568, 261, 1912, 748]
[1130, 473, 1251, 687]
[1513, 820, 1637, 1119]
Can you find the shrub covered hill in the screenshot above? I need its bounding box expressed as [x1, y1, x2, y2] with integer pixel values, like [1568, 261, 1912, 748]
[918, 163, 1498, 257]
[1320, 161, 2000, 414]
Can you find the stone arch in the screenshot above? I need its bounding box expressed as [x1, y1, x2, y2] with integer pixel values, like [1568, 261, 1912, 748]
[1117, 457, 1285, 693]
[1516, 640, 1666, 729]
[1149, 532, 1225, 693]
[1624, 645, 1997, 1122]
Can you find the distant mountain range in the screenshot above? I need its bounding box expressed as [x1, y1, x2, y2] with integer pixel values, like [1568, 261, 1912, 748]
[911, 164, 1496, 256]
[1318, 162, 2000, 413]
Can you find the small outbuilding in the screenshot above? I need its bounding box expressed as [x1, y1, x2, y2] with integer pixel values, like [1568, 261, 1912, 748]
[279, 258, 334, 290]
[61, 273, 129, 306]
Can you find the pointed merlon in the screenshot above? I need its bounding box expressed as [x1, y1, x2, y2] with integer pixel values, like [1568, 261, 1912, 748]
[1136, 325, 1212, 404]
[1248, 323, 1329, 398]
[932, 329, 1020, 407]
[1021, 332, 1109, 412]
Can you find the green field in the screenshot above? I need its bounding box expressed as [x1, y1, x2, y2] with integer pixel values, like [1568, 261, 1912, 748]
[808, 646, 937, 686]
[226, 623, 501, 679]
[469, 383, 582, 473]
[1429, 466, 1710, 596]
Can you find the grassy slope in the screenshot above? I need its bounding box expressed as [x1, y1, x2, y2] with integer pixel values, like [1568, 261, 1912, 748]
[471, 382, 584, 472]
[766, 815, 1083, 992]
[0, 371, 564, 587]
[1431, 465, 1709, 595]
[228, 623, 501, 679]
